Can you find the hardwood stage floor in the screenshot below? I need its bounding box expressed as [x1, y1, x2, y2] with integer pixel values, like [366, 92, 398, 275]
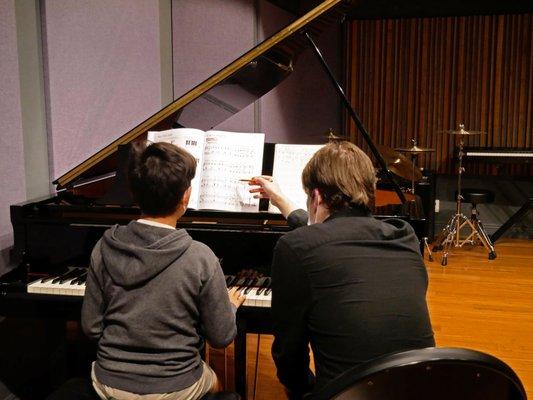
[211, 238, 533, 399]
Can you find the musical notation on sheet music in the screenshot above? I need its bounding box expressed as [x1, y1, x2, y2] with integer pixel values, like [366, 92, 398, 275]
[199, 131, 264, 212]
[269, 144, 323, 212]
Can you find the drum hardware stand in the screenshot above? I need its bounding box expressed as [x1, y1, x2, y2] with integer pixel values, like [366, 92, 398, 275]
[423, 237, 433, 262]
[432, 125, 497, 266]
[407, 147, 435, 262]
[395, 139, 435, 262]
[407, 139, 420, 195]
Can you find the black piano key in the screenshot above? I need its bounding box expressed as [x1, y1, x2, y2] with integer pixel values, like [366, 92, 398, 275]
[71, 272, 87, 285]
[58, 268, 85, 284]
[243, 277, 258, 295]
[256, 277, 271, 295]
[41, 275, 58, 283]
[76, 277, 86, 285]
[238, 277, 252, 290]
[225, 275, 236, 287]
[264, 279, 272, 296]
[51, 268, 81, 284]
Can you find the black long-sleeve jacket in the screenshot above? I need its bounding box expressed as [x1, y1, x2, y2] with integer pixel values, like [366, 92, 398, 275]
[271, 207, 435, 397]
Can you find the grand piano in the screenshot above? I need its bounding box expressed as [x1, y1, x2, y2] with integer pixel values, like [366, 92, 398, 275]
[0, 0, 428, 397]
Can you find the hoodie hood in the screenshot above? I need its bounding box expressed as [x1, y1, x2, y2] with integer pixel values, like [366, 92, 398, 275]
[100, 221, 192, 287]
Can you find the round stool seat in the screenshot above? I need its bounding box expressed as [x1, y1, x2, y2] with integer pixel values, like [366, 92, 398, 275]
[456, 188, 495, 205]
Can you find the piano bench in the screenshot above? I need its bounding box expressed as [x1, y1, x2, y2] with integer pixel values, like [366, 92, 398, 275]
[45, 377, 99, 399]
[201, 392, 241, 400]
[456, 188, 495, 206]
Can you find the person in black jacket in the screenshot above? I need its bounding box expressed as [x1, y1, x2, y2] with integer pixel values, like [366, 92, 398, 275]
[250, 141, 435, 398]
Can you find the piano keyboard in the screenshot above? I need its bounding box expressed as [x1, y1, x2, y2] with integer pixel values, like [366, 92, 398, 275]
[226, 275, 272, 308]
[463, 147, 533, 162]
[27, 269, 272, 308]
[27, 267, 87, 296]
[465, 151, 532, 158]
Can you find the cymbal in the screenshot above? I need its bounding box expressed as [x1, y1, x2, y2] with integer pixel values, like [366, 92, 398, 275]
[376, 145, 423, 182]
[323, 128, 348, 142]
[444, 130, 486, 135]
[439, 128, 486, 135]
[394, 145, 435, 154]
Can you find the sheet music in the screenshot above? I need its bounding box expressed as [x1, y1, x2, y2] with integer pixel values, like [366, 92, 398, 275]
[269, 144, 323, 213]
[147, 128, 205, 209]
[199, 131, 265, 212]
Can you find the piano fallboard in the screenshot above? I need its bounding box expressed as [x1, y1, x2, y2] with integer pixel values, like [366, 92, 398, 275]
[9, 194, 426, 277]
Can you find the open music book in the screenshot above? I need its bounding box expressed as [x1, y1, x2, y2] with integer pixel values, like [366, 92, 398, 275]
[269, 143, 323, 213]
[147, 129, 264, 212]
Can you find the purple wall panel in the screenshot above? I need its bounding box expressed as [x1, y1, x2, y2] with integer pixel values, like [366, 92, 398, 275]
[259, 0, 341, 144]
[0, 0, 27, 271]
[172, 0, 255, 133]
[42, 0, 162, 178]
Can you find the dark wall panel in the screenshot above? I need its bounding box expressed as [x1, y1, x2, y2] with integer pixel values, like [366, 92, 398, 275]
[345, 14, 533, 176]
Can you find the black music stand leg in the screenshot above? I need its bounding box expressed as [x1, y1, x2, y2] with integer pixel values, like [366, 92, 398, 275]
[490, 197, 533, 243]
[234, 318, 248, 400]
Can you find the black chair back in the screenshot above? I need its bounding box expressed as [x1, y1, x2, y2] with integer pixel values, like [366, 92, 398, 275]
[311, 347, 526, 400]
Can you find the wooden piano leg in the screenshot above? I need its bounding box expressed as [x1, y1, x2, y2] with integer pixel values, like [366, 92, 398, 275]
[234, 318, 248, 400]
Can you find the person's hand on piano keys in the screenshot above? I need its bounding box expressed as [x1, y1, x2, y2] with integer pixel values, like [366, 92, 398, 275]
[228, 287, 246, 309]
[248, 176, 298, 218]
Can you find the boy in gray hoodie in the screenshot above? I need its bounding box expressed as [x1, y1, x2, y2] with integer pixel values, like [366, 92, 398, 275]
[81, 141, 244, 400]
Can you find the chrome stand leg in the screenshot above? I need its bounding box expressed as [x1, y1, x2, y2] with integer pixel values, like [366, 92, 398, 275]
[472, 217, 497, 260]
[423, 238, 433, 261]
[437, 213, 462, 266]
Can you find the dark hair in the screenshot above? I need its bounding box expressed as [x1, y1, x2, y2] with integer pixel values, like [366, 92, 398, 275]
[128, 141, 197, 216]
[302, 141, 376, 211]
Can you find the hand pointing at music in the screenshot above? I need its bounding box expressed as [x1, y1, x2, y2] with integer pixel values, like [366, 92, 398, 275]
[248, 176, 298, 218]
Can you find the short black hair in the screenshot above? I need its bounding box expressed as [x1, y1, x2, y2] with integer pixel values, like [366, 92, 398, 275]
[128, 141, 197, 216]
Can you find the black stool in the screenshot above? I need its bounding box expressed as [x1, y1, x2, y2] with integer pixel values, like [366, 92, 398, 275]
[456, 188, 497, 260]
[459, 188, 495, 208]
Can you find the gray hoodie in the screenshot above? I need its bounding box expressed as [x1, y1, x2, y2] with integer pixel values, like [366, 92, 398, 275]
[81, 221, 236, 394]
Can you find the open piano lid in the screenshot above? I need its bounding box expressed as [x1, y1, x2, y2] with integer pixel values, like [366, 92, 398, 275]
[54, 0, 357, 191]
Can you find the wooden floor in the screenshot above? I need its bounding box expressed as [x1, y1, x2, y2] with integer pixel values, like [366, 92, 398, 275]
[210, 238, 533, 399]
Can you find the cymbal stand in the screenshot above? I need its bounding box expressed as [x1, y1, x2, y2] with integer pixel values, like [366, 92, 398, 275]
[407, 140, 433, 262]
[432, 127, 496, 266]
[408, 139, 419, 194]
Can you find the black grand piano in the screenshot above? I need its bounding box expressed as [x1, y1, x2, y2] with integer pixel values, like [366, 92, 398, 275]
[0, 0, 429, 397]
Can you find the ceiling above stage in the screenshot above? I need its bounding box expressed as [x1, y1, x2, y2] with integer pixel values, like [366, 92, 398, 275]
[267, 0, 533, 19]
[346, 0, 533, 19]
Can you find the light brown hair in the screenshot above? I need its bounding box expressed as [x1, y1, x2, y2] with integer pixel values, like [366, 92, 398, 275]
[302, 141, 376, 211]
